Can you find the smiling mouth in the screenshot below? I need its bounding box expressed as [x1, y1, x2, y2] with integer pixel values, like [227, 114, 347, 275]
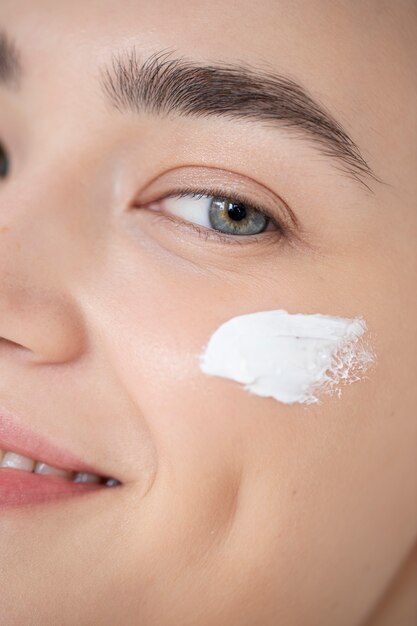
[0, 450, 121, 487]
[0, 448, 120, 486]
[0, 447, 121, 508]
[0, 407, 123, 507]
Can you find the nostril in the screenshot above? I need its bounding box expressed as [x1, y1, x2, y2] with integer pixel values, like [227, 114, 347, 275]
[0, 337, 30, 350]
[0, 278, 87, 364]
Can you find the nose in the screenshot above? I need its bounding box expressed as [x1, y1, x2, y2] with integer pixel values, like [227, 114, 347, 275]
[0, 177, 86, 364]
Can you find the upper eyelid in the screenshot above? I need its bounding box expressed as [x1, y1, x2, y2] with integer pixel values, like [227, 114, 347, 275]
[138, 184, 309, 250]
[134, 165, 298, 225]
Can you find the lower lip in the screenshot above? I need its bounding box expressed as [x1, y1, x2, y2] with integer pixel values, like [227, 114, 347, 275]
[0, 469, 104, 508]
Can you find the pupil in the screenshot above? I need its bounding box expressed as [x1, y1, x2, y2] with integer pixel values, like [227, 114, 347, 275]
[227, 202, 247, 221]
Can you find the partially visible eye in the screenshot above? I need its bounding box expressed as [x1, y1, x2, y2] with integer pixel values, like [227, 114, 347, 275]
[158, 193, 278, 237]
[0, 142, 9, 178]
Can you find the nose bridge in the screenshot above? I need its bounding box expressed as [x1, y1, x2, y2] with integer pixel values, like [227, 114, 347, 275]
[0, 168, 89, 363]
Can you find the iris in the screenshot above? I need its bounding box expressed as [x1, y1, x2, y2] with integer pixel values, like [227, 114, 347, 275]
[209, 198, 268, 235]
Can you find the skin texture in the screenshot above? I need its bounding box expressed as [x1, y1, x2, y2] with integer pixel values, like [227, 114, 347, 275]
[0, 1, 416, 624]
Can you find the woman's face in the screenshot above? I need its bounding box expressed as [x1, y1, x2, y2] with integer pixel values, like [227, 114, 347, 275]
[1, 1, 416, 624]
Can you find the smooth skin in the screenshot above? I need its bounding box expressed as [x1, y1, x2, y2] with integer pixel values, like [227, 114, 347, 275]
[0, 1, 416, 625]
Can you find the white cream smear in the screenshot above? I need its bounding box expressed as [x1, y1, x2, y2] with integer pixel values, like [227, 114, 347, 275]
[200, 310, 375, 405]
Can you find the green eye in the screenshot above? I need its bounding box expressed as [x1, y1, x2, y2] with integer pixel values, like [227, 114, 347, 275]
[208, 198, 269, 235]
[0, 143, 9, 178]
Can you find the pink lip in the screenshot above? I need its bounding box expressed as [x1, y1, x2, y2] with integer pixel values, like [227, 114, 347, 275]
[0, 406, 103, 475]
[0, 469, 103, 507]
[0, 406, 111, 508]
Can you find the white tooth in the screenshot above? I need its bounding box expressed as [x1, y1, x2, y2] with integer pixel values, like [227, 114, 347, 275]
[34, 462, 73, 479]
[73, 472, 101, 484]
[1, 452, 35, 472]
[105, 478, 121, 487]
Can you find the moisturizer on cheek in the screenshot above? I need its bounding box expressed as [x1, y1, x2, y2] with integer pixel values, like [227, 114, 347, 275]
[200, 310, 375, 405]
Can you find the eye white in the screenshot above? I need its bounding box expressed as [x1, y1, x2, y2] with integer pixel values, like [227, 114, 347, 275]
[162, 195, 213, 228]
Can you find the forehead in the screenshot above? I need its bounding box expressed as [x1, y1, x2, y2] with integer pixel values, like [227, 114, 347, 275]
[1, 0, 412, 65]
[2, 1, 414, 108]
[0, 1, 413, 98]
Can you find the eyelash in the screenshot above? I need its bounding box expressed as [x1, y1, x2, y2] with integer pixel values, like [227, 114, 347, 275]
[142, 186, 287, 245]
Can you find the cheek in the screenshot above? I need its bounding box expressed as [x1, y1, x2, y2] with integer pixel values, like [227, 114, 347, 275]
[90, 254, 246, 539]
[90, 239, 416, 622]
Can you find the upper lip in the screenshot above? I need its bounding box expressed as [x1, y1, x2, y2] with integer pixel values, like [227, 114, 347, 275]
[0, 405, 105, 476]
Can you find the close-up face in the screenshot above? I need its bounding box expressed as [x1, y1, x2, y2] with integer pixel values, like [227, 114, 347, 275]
[0, 1, 416, 625]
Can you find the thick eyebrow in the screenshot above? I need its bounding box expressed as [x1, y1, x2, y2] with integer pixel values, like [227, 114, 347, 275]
[101, 50, 377, 189]
[0, 30, 22, 86]
[0, 32, 377, 190]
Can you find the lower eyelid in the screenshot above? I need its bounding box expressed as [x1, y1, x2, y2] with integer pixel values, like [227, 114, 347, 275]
[148, 210, 224, 243]
[150, 210, 285, 249]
